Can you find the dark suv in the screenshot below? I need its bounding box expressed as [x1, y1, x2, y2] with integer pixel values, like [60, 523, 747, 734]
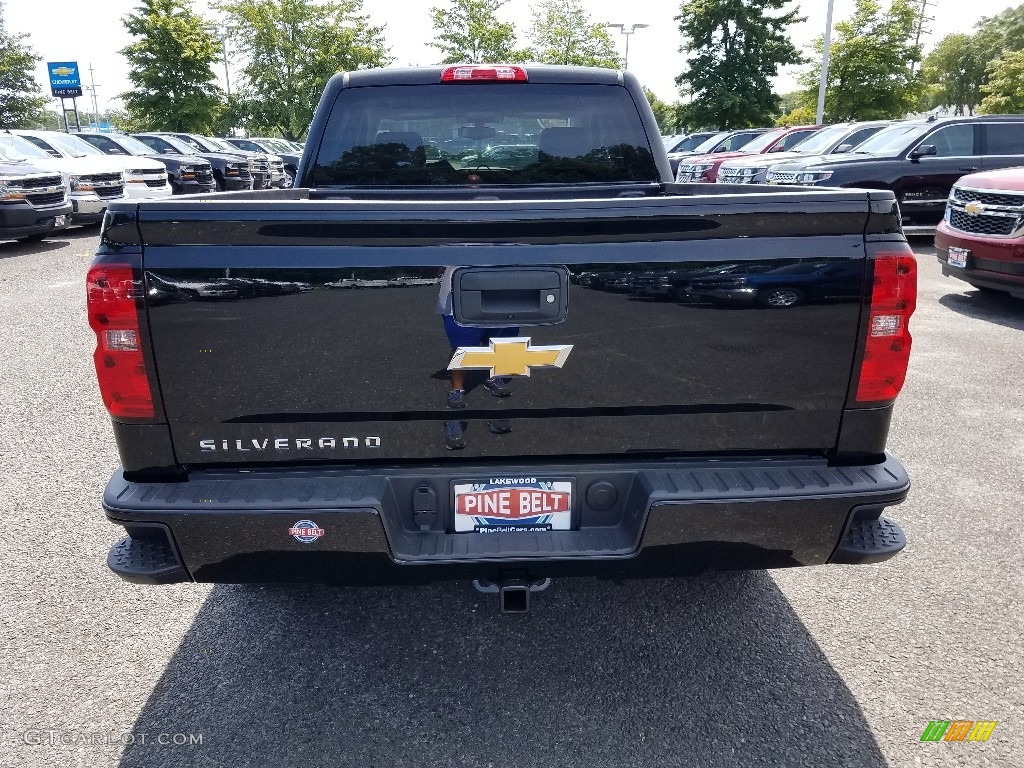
[133, 133, 254, 192]
[77, 132, 216, 195]
[765, 115, 1024, 233]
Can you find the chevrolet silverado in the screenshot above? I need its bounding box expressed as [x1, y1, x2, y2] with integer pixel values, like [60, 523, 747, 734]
[91, 65, 916, 612]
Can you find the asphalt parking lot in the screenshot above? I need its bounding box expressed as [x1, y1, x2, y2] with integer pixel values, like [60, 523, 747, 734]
[1, 230, 1021, 768]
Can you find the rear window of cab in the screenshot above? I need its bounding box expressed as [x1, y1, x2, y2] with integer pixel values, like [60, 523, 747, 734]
[309, 83, 658, 186]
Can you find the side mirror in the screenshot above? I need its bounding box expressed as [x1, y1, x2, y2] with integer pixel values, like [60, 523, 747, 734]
[834, 143, 854, 153]
[910, 144, 937, 160]
[713, 146, 729, 152]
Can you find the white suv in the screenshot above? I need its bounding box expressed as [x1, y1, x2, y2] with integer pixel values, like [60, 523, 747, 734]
[15, 130, 172, 202]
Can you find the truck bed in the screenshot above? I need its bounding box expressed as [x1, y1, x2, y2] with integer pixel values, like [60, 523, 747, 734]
[100, 185, 899, 468]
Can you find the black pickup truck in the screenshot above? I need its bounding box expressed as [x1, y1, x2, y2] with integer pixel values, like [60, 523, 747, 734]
[91, 65, 916, 611]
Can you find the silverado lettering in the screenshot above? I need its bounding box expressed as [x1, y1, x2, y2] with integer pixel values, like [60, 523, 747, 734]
[199, 437, 382, 451]
[89, 65, 915, 610]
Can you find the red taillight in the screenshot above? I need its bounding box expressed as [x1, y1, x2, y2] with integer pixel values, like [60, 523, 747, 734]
[854, 249, 917, 404]
[440, 65, 528, 82]
[87, 264, 155, 419]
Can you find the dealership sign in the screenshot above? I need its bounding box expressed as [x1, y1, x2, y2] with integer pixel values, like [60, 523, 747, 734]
[48, 61, 83, 98]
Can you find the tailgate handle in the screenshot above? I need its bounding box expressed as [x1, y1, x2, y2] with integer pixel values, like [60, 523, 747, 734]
[453, 267, 569, 327]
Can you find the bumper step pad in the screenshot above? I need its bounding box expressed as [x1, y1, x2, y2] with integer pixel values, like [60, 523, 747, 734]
[831, 516, 906, 565]
[108, 534, 189, 584]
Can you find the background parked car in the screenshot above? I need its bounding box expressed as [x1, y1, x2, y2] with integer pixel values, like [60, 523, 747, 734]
[0, 157, 71, 242]
[716, 121, 891, 185]
[460, 144, 539, 170]
[201, 135, 282, 188]
[663, 131, 718, 155]
[15, 130, 172, 201]
[0, 131, 122, 224]
[687, 259, 864, 308]
[223, 137, 298, 187]
[134, 133, 253, 191]
[935, 166, 1024, 298]
[676, 125, 822, 183]
[667, 128, 770, 175]
[764, 115, 1024, 233]
[77, 132, 216, 195]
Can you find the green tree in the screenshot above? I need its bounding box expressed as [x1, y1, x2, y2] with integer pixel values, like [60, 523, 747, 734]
[675, 0, 804, 130]
[975, 5, 1024, 57]
[778, 90, 805, 115]
[526, 0, 620, 67]
[428, 0, 519, 64]
[979, 51, 1024, 114]
[643, 87, 676, 134]
[216, 0, 389, 141]
[775, 105, 816, 126]
[920, 33, 987, 115]
[798, 0, 922, 121]
[120, 0, 224, 132]
[0, 3, 46, 128]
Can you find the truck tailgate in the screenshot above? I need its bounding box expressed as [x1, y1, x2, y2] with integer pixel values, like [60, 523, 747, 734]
[136, 193, 872, 465]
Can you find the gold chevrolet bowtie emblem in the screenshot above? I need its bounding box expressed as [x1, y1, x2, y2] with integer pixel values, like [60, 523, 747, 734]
[964, 201, 985, 216]
[448, 337, 573, 378]
[51, 66, 75, 76]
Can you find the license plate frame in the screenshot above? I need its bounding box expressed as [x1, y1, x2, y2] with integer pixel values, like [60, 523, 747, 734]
[452, 477, 574, 533]
[948, 246, 969, 268]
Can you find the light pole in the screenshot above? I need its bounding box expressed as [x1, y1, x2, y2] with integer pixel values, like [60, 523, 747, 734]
[604, 23, 649, 71]
[204, 25, 232, 98]
[816, 0, 836, 125]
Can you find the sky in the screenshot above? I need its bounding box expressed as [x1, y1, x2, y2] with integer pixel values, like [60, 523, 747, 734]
[3, 0, 1021, 117]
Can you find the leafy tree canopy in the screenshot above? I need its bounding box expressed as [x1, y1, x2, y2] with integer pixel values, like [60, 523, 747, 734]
[796, 0, 922, 122]
[975, 4, 1024, 57]
[428, 0, 521, 64]
[643, 87, 677, 134]
[675, 0, 804, 130]
[775, 105, 816, 126]
[979, 50, 1024, 114]
[526, 0, 620, 67]
[920, 33, 988, 115]
[0, 2, 46, 128]
[120, 0, 224, 132]
[216, 0, 390, 141]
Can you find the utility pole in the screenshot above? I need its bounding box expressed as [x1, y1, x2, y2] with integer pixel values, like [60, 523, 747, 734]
[816, 0, 836, 126]
[910, 0, 936, 74]
[85, 63, 101, 130]
[603, 23, 650, 71]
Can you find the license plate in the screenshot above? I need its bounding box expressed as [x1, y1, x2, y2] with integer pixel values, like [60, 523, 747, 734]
[948, 246, 969, 268]
[453, 478, 572, 533]
[54, 215, 66, 227]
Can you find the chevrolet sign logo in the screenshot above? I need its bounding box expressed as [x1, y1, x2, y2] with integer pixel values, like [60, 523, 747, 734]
[51, 66, 76, 76]
[449, 337, 573, 378]
[964, 201, 985, 216]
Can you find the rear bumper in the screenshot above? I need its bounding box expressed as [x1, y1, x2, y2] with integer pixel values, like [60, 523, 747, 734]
[103, 455, 910, 586]
[935, 222, 1024, 297]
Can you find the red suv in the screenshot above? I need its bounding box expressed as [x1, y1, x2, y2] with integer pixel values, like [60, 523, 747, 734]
[675, 125, 822, 183]
[935, 167, 1024, 298]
